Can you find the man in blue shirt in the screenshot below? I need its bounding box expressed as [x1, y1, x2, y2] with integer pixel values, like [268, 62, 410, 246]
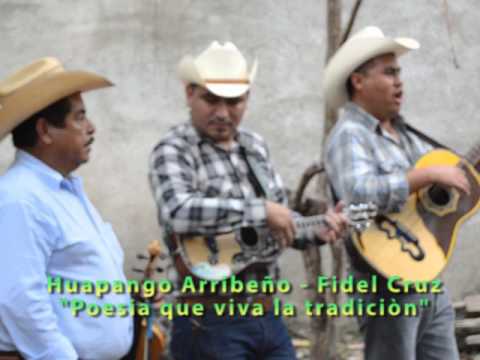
[0, 58, 133, 359]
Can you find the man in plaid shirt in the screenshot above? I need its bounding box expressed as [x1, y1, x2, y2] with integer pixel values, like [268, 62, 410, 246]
[324, 26, 469, 360]
[149, 41, 347, 360]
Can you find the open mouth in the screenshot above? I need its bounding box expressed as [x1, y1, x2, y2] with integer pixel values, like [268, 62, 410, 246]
[85, 138, 95, 147]
[394, 91, 403, 104]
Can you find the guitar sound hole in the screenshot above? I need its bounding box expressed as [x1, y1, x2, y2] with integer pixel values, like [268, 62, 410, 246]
[241, 227, 258, 246]
[428, 185, 451, 206]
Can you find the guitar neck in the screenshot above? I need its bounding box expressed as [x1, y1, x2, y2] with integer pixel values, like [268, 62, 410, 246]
[294, 215, 327, 238]
[292, 204, 374, 239]
[464, 141, 480, 172]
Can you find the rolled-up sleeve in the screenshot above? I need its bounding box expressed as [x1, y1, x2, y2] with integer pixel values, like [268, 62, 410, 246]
[0, 201, 77, 360]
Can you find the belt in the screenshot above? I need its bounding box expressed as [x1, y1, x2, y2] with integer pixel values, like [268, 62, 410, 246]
[0, 352, 23, 360]
[179, 295, 274, 312]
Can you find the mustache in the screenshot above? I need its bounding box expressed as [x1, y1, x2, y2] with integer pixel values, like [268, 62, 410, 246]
[208, 117, 233, 126]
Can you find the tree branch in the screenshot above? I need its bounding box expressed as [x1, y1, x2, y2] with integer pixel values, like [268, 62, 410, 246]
[442, 0, 460, 69]
[341, 0, 363, 45]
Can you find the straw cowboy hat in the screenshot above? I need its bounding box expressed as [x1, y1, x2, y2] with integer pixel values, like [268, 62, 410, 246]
[178, 41, 257, 98]
[0, 57, 112, 141]
[324, 26, 420, 110]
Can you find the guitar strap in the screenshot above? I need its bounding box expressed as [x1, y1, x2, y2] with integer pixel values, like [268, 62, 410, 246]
[405, 123, 452, 151]
[239, 146, 269, 199]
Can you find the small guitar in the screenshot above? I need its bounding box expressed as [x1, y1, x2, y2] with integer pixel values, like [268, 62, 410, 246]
[172, 203, 377, 281]
[350, 145, 480, 283]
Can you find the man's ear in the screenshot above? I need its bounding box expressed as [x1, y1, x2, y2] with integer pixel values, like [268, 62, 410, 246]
[36, 118, 53, 145]
[350, 73, 364, 93]
[185, 84, 196, 107]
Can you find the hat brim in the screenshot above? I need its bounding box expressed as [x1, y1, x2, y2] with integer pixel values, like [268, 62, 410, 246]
[205, 83, 250, 98]
[0, 70, 112, 141]
[324, 37, 419, 110]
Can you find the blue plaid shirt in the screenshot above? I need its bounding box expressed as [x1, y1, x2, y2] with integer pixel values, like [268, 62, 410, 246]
[324, 102, 433, 213]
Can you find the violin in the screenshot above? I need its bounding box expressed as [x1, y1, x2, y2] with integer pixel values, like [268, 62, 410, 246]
[131, 241, 167, 360]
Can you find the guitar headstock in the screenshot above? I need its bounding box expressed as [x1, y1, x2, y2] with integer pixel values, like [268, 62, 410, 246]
[344, 202, 378, 232]
[132, 240, 167, 278]
[131, 240, 169, 303]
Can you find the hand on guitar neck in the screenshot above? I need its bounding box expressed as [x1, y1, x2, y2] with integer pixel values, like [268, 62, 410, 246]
[314, 201, 348, 243]
[265, 200, 350, 248]
[174, 202, 376, 281]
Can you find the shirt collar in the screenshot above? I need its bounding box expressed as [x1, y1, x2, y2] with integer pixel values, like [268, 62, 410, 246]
[183, 122, 203, 145]
[342, 101, 407, 133]
[15, 150, 81, 190]
[183, 122, 250, 152]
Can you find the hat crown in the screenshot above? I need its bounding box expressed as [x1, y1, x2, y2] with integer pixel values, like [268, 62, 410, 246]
[0, 57, 111, 142]
[178, 41, 257, 97]
[195, 41, 248, 80]
[0, 57, 64, 96]
[349, 26, 385, 41]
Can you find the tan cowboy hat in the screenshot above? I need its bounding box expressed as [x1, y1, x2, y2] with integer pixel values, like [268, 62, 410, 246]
[324, 26, 420, 109]
[0, 57, 112, 141]
[178, 41, 257, 98]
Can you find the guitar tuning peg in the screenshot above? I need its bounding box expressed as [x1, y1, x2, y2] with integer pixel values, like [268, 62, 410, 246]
[136, 254, 148, 260]
[132, 268, 144, 273]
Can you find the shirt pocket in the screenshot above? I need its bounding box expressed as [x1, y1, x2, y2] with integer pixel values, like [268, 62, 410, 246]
[377, 159, 403, 174]
[55, 232, 97, 265]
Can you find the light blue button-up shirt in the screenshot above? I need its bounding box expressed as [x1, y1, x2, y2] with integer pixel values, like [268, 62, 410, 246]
[0, 151, 133, 360]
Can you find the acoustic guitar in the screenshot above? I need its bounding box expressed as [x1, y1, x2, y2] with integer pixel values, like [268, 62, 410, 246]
[350, 146, 480, 283]
[172, 203, 377, 281]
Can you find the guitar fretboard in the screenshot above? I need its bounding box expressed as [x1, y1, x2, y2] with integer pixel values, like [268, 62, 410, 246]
[294, 215, 327, 238]
[465, 141, 480, 172]
[292, 203, 376, 239]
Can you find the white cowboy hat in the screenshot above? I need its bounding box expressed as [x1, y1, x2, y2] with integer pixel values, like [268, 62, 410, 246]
[324, 26, 420, 109]
[0, 57, 112, 141]
[178, 41, 257, 98]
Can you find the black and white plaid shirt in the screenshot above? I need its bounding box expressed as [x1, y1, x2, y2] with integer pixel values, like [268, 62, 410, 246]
[149, 122, 287, 248]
